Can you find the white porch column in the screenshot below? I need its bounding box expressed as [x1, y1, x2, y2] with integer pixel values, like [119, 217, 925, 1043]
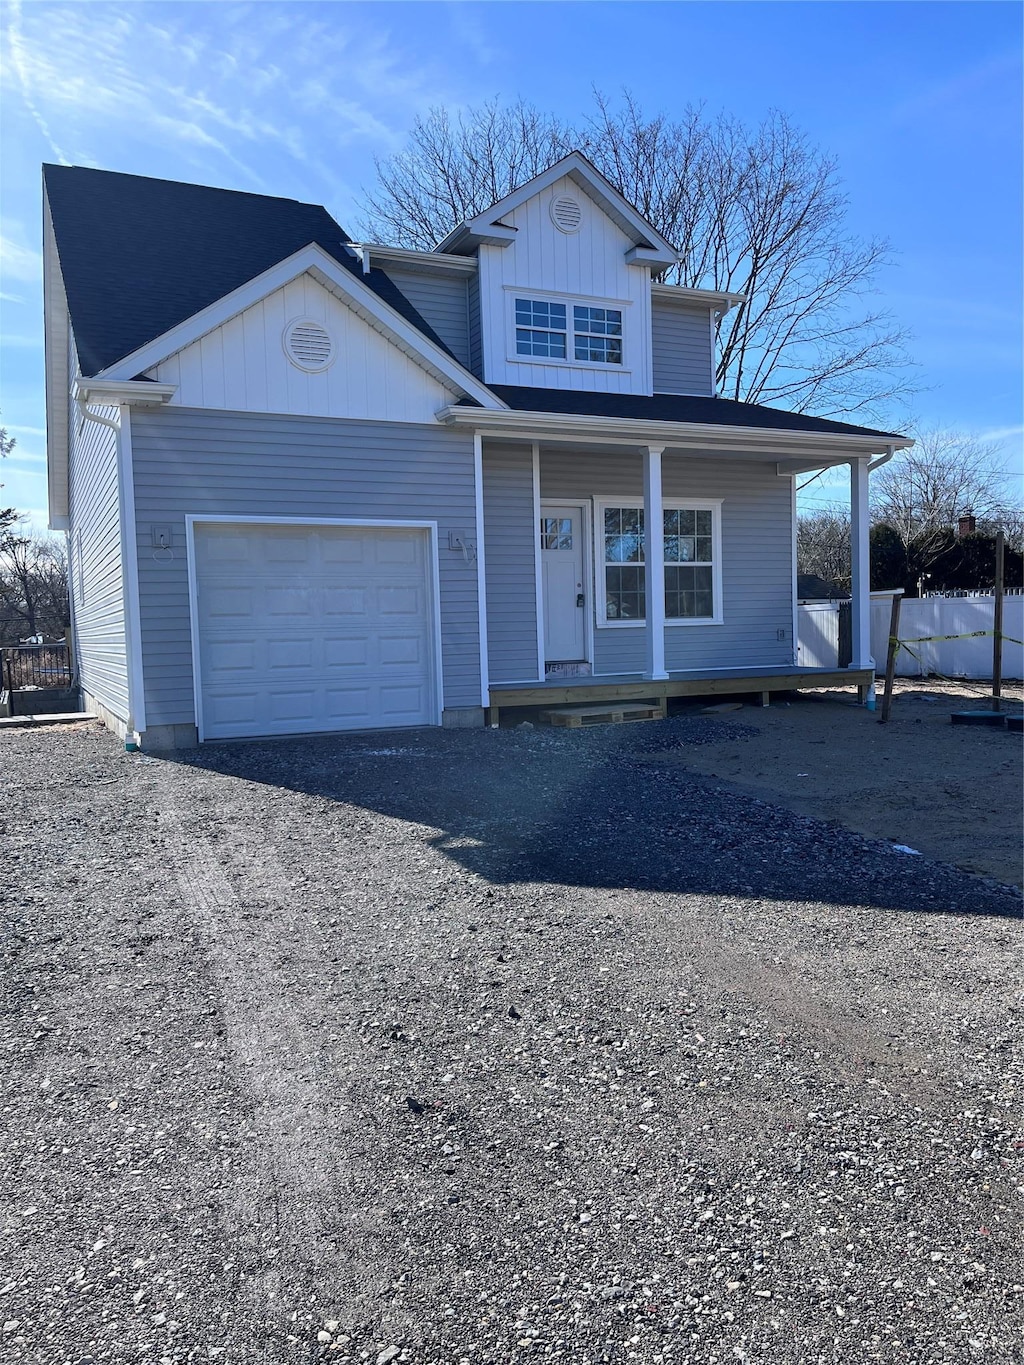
[643, 445, 668, 681]
[849, 457, 874, 671]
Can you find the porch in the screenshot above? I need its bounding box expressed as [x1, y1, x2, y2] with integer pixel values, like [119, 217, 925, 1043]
[486, 663, 873, 726]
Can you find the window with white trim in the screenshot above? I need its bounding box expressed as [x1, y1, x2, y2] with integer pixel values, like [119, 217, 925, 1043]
[515, 299, 567, 358]
[513, 296, 624, 366]
[573, 305, 622, 364]
[596, 501, 722, 625]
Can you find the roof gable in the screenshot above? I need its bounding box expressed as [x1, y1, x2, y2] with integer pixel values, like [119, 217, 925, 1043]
[42, 165, 456, 375]
[434, 151, 679, 267]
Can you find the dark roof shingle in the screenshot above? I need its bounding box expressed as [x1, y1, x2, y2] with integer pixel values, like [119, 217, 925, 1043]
[471, 385, 904, 441]
[43, 165, 453, 374]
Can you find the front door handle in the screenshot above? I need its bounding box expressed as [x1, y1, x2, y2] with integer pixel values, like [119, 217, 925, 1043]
[576, 593, 585, 608]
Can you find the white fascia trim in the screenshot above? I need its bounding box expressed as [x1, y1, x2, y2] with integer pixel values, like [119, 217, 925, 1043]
[357, 244, 478, 277]
[96, 243, 506, 411]
[652, 283, 746, 313]
[436, 152, 679, 265]
[76, 378, 177, 407]
[437, 406, 913, 459]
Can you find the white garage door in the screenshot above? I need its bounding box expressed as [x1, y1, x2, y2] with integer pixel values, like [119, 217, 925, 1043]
[193, 522, 437, 740]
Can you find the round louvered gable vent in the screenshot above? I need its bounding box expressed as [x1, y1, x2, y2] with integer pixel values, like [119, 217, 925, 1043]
[283, 318, 335, 371]
[550, 194, 583, 233]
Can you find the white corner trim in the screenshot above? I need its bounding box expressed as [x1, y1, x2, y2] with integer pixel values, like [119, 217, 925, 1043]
[183, 514, 447, 742]
[95, 243, 505, 411]
[473, 433, 490, 707]
[532, 443, 544, 681]
[116, 407, 147, 737]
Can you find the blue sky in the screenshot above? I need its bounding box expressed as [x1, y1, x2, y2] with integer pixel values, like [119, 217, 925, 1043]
[1, 0, 1021, 528]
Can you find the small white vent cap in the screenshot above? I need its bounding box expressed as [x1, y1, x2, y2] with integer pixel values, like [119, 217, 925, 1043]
[550, 194, 583, 233]
[283, 318, 336, 371]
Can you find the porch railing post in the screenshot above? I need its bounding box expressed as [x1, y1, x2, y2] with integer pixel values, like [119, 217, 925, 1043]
[643, 445, 668, 681]
[849, 458, 874, 674]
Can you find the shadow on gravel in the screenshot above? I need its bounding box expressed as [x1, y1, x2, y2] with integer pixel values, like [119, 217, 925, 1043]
[164, 717, 1021, 919]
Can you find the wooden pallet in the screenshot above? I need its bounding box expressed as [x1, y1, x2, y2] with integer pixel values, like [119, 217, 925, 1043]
[541, 702, 662, 728]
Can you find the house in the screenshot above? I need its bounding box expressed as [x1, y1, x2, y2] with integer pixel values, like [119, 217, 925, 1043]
[42, 153, 911, 747]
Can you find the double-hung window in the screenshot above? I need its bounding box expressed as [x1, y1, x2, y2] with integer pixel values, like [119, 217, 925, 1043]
[573, 305, 622, 364]
[598, 501, 722, 625]
[513, 296, 624, 366]
[515, 299, 567, 359]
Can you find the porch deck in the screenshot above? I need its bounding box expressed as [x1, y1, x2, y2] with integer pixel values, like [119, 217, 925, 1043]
[486, 665, 873, 725]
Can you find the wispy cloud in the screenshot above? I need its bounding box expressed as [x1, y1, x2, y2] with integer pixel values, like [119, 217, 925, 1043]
[0, 233, 42, 282]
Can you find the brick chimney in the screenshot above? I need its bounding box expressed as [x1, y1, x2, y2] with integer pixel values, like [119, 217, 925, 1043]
[957, 512, 977, 538]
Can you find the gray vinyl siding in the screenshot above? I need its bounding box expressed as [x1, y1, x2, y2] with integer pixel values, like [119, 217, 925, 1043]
[67, 399, 130, 720]
[540, 449, 793, 674]
[384, 267, 471, 368]
[651, 301, 714, 396]
[482, 443, 539, 683]
[128, 407, 480, 727]
[467, 272, 482, 377]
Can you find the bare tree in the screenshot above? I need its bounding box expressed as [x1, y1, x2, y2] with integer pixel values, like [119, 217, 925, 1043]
[1, 420, 17, 536]
[870, 428, 1016, 571]
[0, 530, 70, 646]
[361, 94, 915, 421]
[796, 506, 851, 593]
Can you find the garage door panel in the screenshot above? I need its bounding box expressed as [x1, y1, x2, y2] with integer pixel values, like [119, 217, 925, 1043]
[195, 523, 437, 739]
[323, 586, 369, 616]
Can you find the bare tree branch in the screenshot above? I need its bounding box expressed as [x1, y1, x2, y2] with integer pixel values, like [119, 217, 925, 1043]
[360, 95, 917, 422]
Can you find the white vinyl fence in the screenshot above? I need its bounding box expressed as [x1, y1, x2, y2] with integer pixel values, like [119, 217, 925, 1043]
[797, 594, 1024, 678]
[796, 602, 842, 669]
[870, 594, 1023, 680]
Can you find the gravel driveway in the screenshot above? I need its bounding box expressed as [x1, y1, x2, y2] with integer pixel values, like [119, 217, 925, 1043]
[2, 718, 1020, 1364]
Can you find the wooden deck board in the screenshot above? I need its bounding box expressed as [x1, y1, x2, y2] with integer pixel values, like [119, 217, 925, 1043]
[487, 667, 873, 723]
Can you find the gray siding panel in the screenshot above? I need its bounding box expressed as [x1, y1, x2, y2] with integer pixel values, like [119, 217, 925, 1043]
[541, 449, 793, 675]
[384, 268, 471, 368]
[129, 408, 481, 727]
[651, 301, 714, 396]
[482, 443, 538, 683]
[68, 401, 130, 720]
[467, 272, 482, 377]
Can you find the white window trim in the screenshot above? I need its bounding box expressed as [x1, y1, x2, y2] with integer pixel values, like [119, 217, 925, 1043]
[592, 496, 724, 629]
[504, 287, 632, 374]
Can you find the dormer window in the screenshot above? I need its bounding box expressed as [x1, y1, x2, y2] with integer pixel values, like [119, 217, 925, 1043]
[512, 294, 625, 367]
[573, 306, 622, 364]
[515, 299, 567, 358]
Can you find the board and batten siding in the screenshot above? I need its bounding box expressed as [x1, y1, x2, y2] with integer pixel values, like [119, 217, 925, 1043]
[128, 408, 481, 728]
[146, 273, 459, 424]
[383, 267, 471, 369]
[67, 399, 130, 720]
[540, 449, 794, 674]
[477, 174, 652, 394]
[651, 299, 714, 396]
[482, 443, 540, 683]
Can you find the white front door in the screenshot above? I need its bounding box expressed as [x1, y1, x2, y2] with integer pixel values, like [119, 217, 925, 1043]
[541, 504, 587, 663]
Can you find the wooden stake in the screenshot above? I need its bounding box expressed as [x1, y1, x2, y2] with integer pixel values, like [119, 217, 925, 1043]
[992, 530, 1005, 712]
[880, 592, 903, 724]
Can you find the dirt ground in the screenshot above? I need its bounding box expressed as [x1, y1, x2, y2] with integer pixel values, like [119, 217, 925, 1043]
[652, 679, 1023, 891]
[1, 717, 1020, 1364]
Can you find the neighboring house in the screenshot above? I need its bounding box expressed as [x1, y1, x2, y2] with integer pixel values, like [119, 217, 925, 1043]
[796, 575, 847, 604]
[43, 153, 911, 747]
